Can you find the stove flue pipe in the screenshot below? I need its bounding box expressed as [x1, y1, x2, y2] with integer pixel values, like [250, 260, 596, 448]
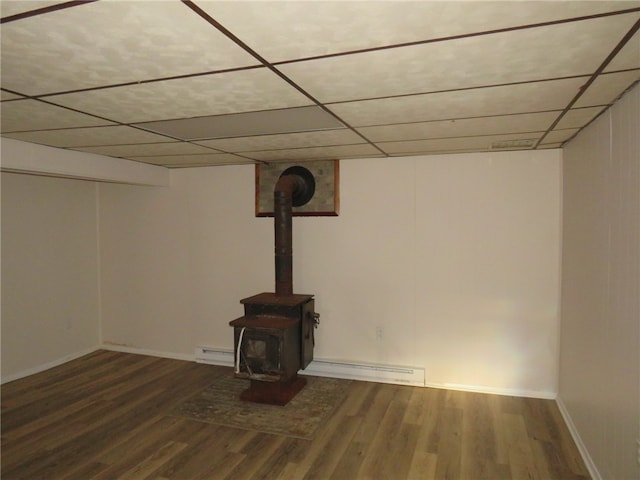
[274, 174, 307, 296]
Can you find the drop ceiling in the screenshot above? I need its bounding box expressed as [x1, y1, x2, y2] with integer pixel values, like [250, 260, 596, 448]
[1, 0, 639, 168]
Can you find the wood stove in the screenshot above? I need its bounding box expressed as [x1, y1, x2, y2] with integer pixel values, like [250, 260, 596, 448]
[229, 167, 319, 405]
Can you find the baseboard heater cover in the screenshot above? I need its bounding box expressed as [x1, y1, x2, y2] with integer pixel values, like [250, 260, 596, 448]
[195, 346, 425, 386]
[195, 347, 235, 367]
[303, 359, 425, 386]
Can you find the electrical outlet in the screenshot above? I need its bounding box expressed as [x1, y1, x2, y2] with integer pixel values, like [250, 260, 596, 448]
[375, 326, 383, 340]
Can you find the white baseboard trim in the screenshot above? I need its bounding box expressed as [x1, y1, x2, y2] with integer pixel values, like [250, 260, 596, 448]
[101, 343, 195, 362]
[556, 397, 601, 480]
[2, 343, 558, 400]
[1, 345, 101, 385]
[425, 381, 557, 400]
[195, 346, 425, 386]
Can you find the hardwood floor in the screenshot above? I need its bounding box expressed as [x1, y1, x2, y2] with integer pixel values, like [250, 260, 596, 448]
[1, 350, 589, 480]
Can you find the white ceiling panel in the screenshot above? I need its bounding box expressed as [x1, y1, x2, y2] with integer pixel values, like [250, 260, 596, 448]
[378, 133, 544, 155]
[199, 1, 639, 63]
[356, 112, 561, 142]
[46, 69, 313, 124]
[605, 29, 640, 71]
[1, 99, 114, 132]
[127, 153, 254, 167]
[2, 126, 175, 148]
[0, 0, 259, 96]
[574, 70, 640, 107]
[74, 142, 217, 158]
[244, 144, 381, 162]
[0, 1, 66, 18]
[135, 106, 343, 141]
[543, 129, 581, 144]
[556, 106, 607, 129]
[278, 14, 639, 103]
[0, 91, 23, 100]
[196, 129, 362, 152]
[329, 77, 587, 127]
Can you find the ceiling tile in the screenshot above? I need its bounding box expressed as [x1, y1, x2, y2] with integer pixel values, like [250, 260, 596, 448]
[196, 129, 363, 152]
[1, 99, 114, 132]
[329, 77, 587, 127]
[356, 112, 560, 142]
[243, 144, 381, 162]
[135, 106, 343, 141]
[2, 126, 175, 148]
[0, 1, 66, 18]
[74, 142, 216, 158]
[0, 1, 259, 96]
[605, 29, 640, 72]
[542, 129, 580, 144]
[199, 1, 639, 63]
[574, 70, 640, 107]
[1, 92, 23, 100]
[127, 153, 254, 168]
[46, 69, 313, 124]
[378, 133, 543, 155]
[278, 14, 639, 103]
[555, 106, 607, 129]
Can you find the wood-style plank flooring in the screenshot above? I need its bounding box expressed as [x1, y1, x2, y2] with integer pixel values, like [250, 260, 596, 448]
[1, 350, 590, 479]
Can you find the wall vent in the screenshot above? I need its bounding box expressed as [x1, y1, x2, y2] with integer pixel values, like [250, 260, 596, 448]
[490, 139, 537, 149]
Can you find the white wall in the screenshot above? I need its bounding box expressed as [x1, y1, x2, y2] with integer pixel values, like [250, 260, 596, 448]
[559, 83, 639, 480]
[98, 149, 562, 397]
[98, 166, 272, 356]
[414, 153, 561, 395]
[1, 172, 100, 381]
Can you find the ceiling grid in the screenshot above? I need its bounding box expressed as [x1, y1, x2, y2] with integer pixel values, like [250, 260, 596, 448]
[1, 0, 639, 168]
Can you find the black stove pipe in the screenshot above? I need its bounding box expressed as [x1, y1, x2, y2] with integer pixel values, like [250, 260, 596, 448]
[274, 174, 307, 296]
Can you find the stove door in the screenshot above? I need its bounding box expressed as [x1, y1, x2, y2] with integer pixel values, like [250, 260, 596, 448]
[234, 329, 282, 381]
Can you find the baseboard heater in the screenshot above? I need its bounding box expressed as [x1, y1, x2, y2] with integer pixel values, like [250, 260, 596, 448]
[195, 346, 425, 387]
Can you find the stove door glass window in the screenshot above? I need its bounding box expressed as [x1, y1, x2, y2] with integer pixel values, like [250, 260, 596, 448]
[242, 331, 280, 374]
[246, 338, 266, 360]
